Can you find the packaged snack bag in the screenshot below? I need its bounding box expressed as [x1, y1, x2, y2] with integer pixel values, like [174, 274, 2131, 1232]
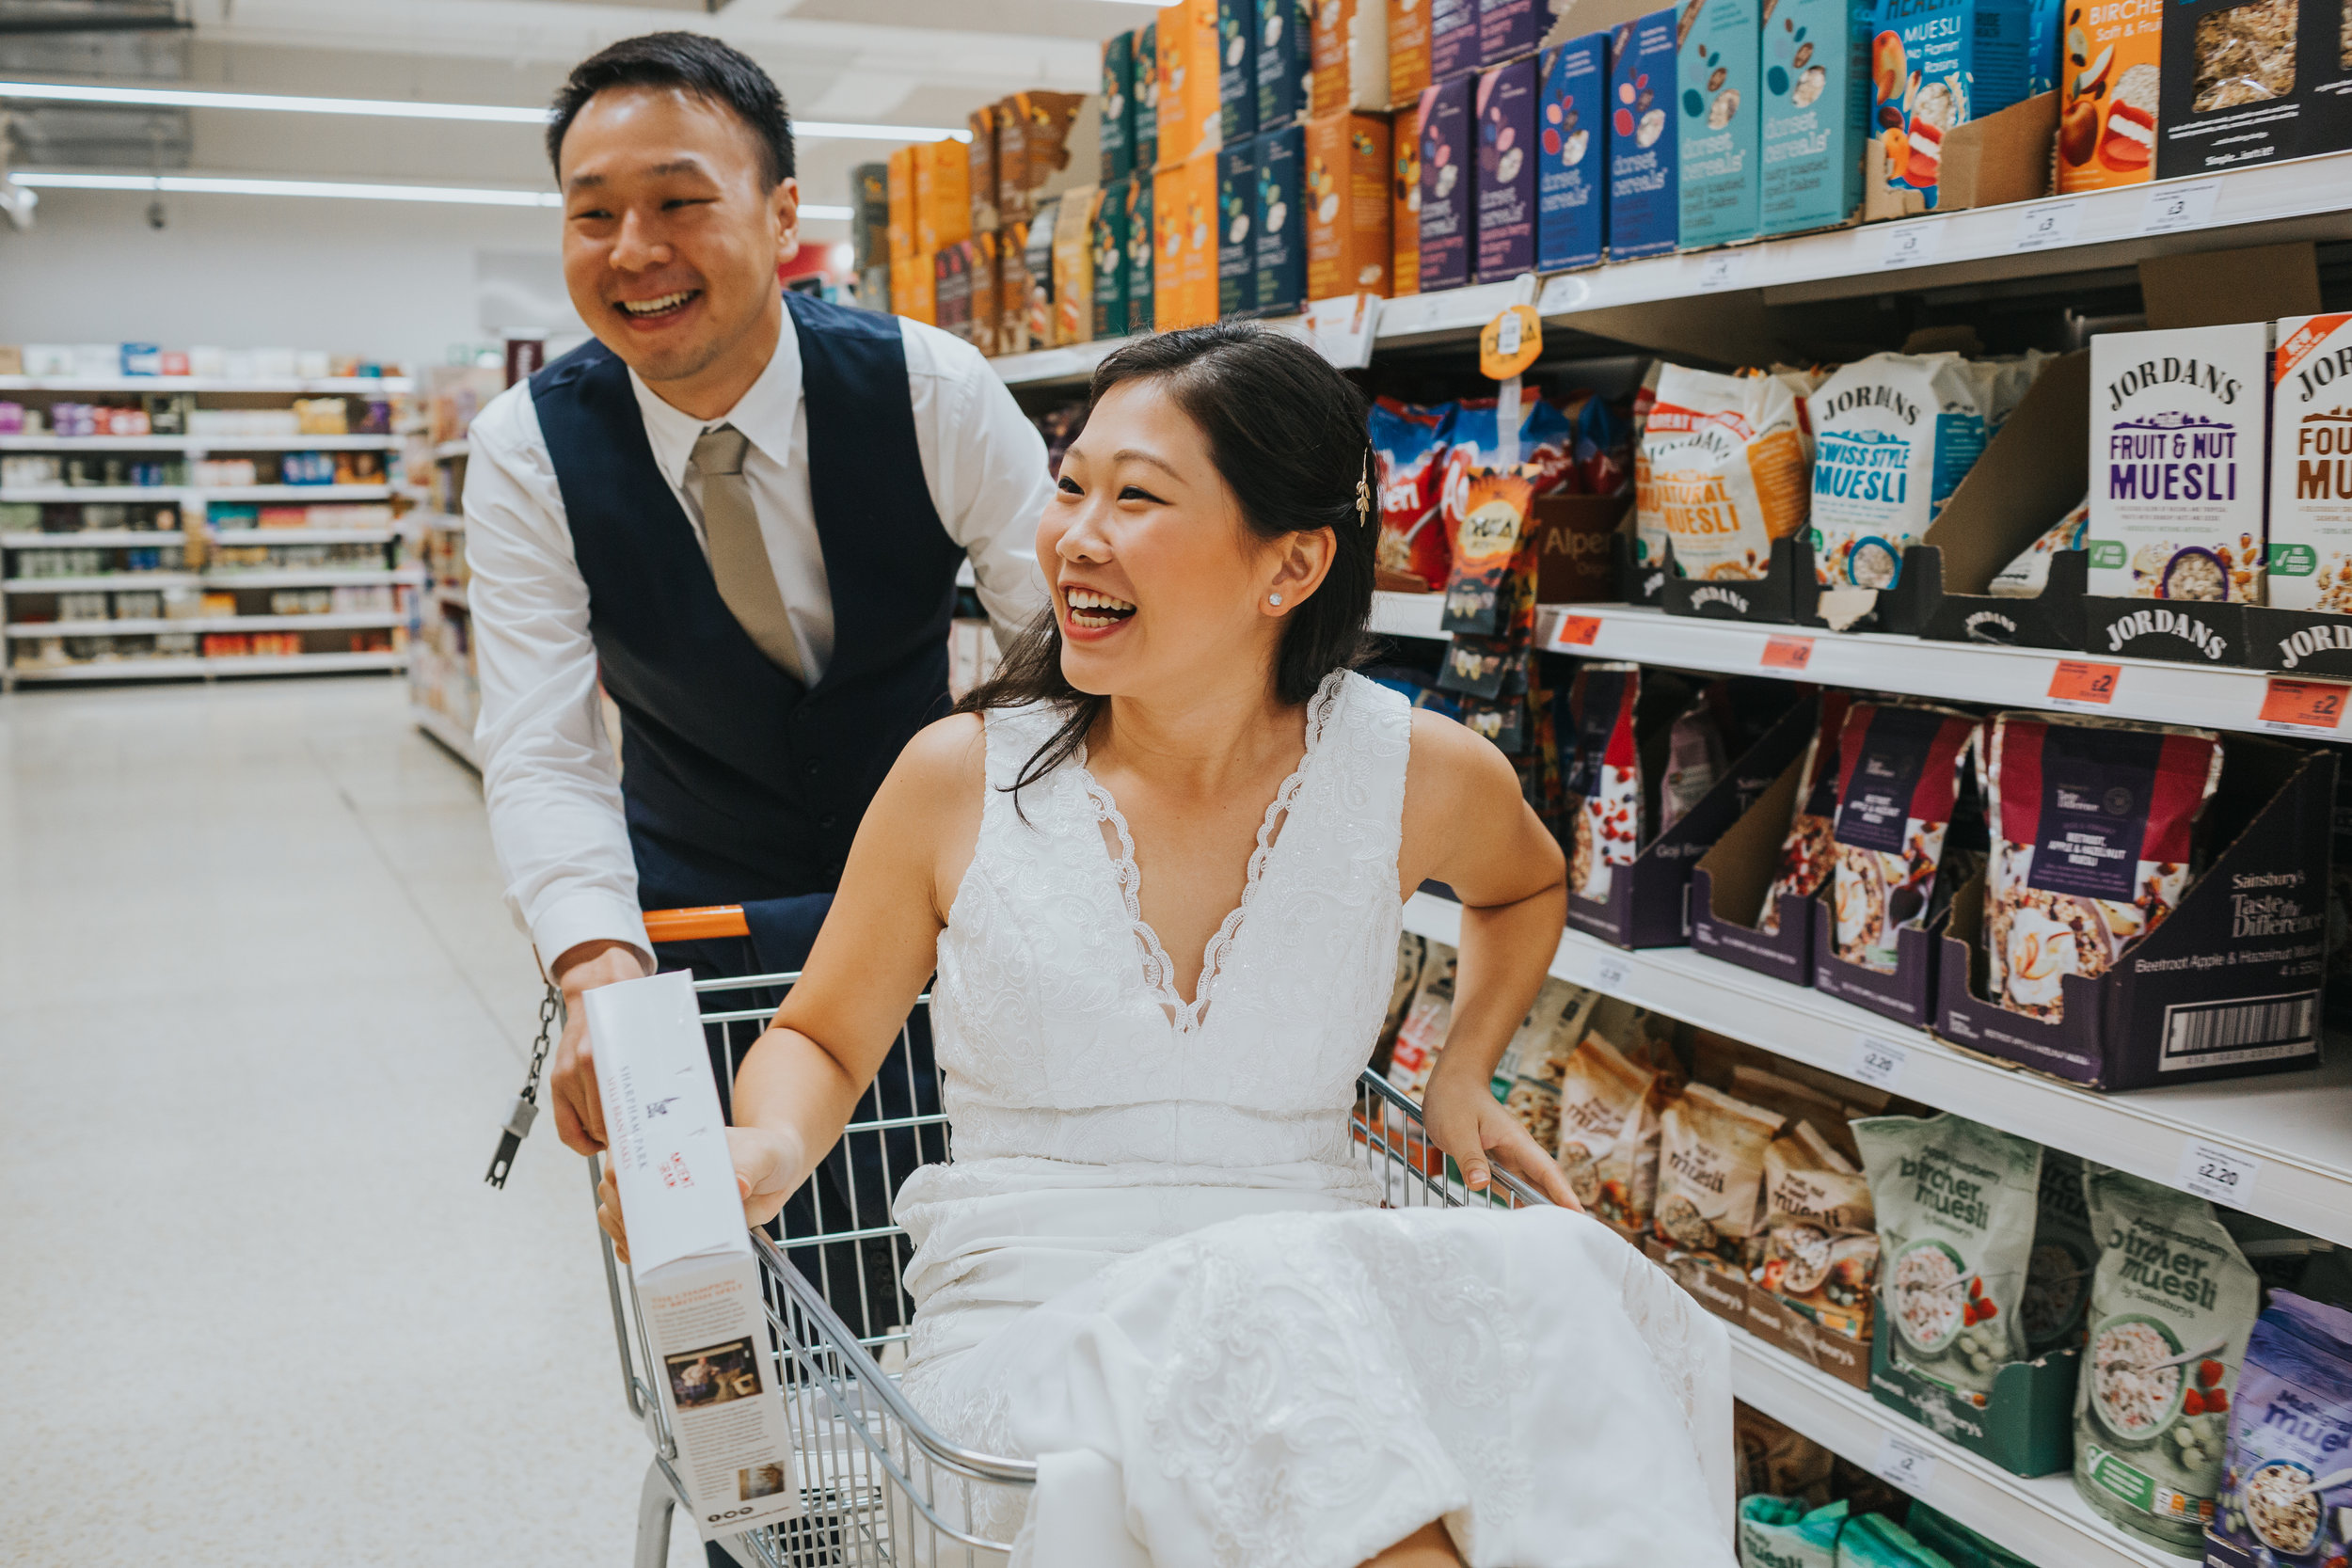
[1854, 1111, 2043, 1400]
[1658, 689, 1729, 832]
[1736, 1403, 1836, 1505]
[1985, 495, 2089, 597]
[2213, 1292, 2352, 1568]
[1492, 978, 1600, 1148]
[1556, 1027, 1663, 1225]
[1562, 662, 1641, 903]
[1440, 467, 1535, 634]
[2073, 1164, 2261, 1555]
[1828, 702, 1978, 974]
[1656, 1081, 1787, 1275]
[1738, 1496, 1849, 1567]
[2022, 1148, 2094, 1356]
[1386, 941, 1457, 1099]
[1806, 352, 1990, 590]
[1369, 397, 1455, 590]
[1979, 711, 2223, 1022]
[1758, 690, 1852, 935]
[1835, 1513, 1959, 1568]
[1756, 1124, 1879, 1339]
[1635, 363, 1812, 580]
[1574, 391, 1631, 496]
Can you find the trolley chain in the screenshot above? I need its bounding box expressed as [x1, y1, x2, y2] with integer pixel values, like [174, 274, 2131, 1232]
[485, 981, 563, 1188]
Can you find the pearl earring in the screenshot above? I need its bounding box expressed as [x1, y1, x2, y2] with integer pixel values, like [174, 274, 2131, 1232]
[1268, 592, 1283, 607]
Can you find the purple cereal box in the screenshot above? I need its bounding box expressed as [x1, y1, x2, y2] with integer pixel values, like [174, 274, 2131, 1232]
[1431, 0, 1481, 81]
[1417, 74, 1474, 290]
[1477, 0, 1543, 66]
[1475, 56, 1536, 281]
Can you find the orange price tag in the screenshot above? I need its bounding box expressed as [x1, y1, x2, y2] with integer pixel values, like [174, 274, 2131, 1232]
[2046, 659, 2120, 707]
[1556, 614, 1602, 647]
[1760, 635, 1814, 671]
[1479, 305, 1544, 380]
[2260, 676, 2351, 733]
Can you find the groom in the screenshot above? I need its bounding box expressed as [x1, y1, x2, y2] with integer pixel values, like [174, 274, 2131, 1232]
[465, 31, 1047, 1306]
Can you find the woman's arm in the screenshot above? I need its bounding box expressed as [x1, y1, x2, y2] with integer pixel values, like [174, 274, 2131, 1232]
[597, 713, 984, 1259]
[1396, 710, 1579, 1209]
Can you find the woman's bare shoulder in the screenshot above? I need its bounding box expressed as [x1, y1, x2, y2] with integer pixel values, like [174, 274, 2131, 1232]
[1404, 705, 1522, 806]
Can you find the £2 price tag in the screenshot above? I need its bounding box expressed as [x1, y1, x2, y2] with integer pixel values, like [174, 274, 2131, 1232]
[2175, 1140, 2261, 1207]
[2046, 659, 2120, 710]
[2259, 676, 2350, 735]
[1555, 613, 1602, 648]
[1874, 1432, 1940, 1497]
[1761, 635, 1814, 671]
[1851, 1034, 1909, 1091]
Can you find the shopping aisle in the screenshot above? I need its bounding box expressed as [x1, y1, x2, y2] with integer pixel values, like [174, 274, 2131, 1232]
[0, 678, 699, 1567]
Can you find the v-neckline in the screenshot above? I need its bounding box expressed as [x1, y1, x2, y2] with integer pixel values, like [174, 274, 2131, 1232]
[1074, 672, 1346, 1035]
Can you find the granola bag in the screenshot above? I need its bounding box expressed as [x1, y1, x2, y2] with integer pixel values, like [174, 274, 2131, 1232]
[1730, 1062, 1867, 1167]
[2212, 1292, 2352, 1567]
[1854, 1111, 2042, 1400]
[1562, 662, 1642, 903]
[1829, 703, 1979, 974]
[1758, 690, 1853, 935]
[1635, 363, 1813, 580]
[1555, 1027, 1661, 1225]
[1980, 712, 2223, 1022]
[2072, 1164, 2260, 1555]
[1756, 1123, 1879, 1340]
[1655, 1081, 1787, 1275]
[1369, 397, 1455, 591]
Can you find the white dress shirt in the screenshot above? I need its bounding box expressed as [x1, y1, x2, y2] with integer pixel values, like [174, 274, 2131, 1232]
[464, 312, 1053, 969]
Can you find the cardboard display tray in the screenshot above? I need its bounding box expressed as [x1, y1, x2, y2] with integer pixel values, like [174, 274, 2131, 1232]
[1868, 1323, 2080, 1480]
[1661, 535, 1821, 626]
[1813, 899, 1943, 1032]
[1646, 1237, 1872, 1391]
[1687, 737, 1817, 987]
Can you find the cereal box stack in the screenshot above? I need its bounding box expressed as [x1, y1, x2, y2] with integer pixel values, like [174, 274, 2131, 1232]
[2267, 313, 2352, 613]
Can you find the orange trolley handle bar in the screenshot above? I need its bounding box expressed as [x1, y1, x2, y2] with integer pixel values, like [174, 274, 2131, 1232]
[642, 904, 754, 943]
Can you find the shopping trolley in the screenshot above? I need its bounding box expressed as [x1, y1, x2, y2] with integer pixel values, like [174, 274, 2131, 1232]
[591, 908, 1542, 1568]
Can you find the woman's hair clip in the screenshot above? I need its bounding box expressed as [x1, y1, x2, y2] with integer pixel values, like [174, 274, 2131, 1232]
[1358, 449, 1374, 531]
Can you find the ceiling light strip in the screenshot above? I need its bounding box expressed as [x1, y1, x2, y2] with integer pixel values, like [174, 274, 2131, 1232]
[9, 170, 850, 218]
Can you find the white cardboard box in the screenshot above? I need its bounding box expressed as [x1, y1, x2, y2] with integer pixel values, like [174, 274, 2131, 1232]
[2087, 321, 2270, 603]
[2268, 312, 2352, 613]
[587, 970, 800, 1543]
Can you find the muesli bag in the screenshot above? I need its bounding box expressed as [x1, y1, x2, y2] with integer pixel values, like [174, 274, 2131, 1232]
[1854, 1112, 2043, 1400]
[2072, 1164, 2261, 1555]
[1835, 1513, 1959, 1568]
[1829, 703, 1979, 974]
[1756, 1123, 1879, 1340]
[1807, 352, 1991, 590]
[2022, 1148, 2096, 1356]
[2212, 1291, 2352, 1568]
[1490, 976, 1599, 1148]
[1562, 662, 1642, 903]
[1655, 1081, 1787, 1276]
[1635, 363, 1813, 581]
[1979, 712, 2224, 1022]
[1660, 689, 1731, 833]
[1385, 942, 1457, 1100]
[1759, 690, 1853, 935]
[1555, 1026, 1661, 1225]
[1738, 1496, 1849, 1568]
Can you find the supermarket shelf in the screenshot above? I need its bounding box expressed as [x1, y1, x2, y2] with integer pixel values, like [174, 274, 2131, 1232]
[209, 528, 396, 546]
[1727, 1327, 2167, 1568]
[5, 572, 199, 593]
[199, 568, 423, 589]
[7, 649, 405, 683]
[990, 335, 1133, 388]
[204, 650, 405, 678]
[2, 530, 184, 547]
[433, 439, 469, 461]
[1369, 594, 2344, 740]
[0, 484, 188, 502]
[1400, 892, 2352, 1247]
[434, 583, 469, 610]
[5, 612, 404, 638]
[0, 434, 397, 451]
[0, 375, 409, 394]
[196, 483, 394, 502]
[409, 703, 480, 769]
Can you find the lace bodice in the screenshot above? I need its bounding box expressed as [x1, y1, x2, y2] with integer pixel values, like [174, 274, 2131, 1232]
[923, 669, 1409, 1175]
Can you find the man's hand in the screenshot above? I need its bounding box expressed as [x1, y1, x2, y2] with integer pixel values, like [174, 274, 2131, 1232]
[549, 938, 651, 1155]
[1421, 1069, 1584, 1212]
[596, 1123, 806, 1264]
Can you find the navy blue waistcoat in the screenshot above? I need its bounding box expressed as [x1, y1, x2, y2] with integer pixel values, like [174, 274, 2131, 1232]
[531, 292, 964, 910]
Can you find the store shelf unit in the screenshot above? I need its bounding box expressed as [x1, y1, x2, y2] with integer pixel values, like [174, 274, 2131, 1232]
[7, 650, 406, 684]
[4, 611, 404, 638]
[0, 434, 399, 452]
[0, 375, 410, 394]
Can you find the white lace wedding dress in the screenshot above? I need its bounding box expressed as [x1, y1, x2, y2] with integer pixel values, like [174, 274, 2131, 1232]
[893, 670, 1735, 1568]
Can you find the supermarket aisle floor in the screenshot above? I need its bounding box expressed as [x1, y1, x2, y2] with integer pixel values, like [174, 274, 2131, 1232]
[0, 676, 701, 1568]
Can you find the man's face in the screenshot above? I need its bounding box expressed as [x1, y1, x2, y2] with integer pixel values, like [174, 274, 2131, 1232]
[558, 85, 798, 388]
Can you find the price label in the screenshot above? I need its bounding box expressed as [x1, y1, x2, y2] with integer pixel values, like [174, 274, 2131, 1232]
[1555, 613, 1603, 648]
[2046, 659, 2121, 710]
[2139, 179, 2221, 236]
[1874, 1431, 1941, 1497]
[1851, 1033, 1910, 1091]
[1480, 305, 1544, 379]
[2260, 676, 2351, 734]
[1761, 635, 1815, 671]
[1594, 954, 1632, 991]
[2011, 198, 2085, 251]
[1880, 221, 1947, 268]
[1697, 250, 1751, 291]
[2175, 1140, 2262, 1207]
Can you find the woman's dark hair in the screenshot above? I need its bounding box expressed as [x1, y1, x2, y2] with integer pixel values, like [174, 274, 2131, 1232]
[548, 32, 795, 188]
[958, 321, 1376, 795]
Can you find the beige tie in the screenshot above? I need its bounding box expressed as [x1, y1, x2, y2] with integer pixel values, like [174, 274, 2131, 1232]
[691, 423, 803, 682]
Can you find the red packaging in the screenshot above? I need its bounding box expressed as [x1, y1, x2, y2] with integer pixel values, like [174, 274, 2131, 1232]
[1370, 396, 1456, 592]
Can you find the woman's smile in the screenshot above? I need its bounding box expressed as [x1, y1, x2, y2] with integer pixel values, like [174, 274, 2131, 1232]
[1060, 584, 1138, 641]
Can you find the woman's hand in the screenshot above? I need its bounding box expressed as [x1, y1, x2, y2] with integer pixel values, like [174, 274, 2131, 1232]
[595, 1123, 809, 1265]
[1421, 1070, 1584, 1212]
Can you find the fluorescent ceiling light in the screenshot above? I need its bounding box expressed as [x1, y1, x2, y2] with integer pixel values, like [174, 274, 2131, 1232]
[11, 169, 850, 218]
[0, 81, 969, 141]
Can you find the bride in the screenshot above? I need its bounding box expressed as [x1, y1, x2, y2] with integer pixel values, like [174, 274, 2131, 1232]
[600, 323, 1733, 1568]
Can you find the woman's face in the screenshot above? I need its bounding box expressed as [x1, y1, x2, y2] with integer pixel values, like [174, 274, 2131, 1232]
[1041, 376, 1329, 702]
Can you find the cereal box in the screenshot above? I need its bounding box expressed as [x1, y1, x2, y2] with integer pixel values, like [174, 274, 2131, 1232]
[1312, 0, 1393, 114]
[2267, 313, 2352, 612]
[1758, 0, 1871, 234]
[1023, 200, 1058, 344]
[2155, 0, 2306, 179]
[1218, 136, 1259, 317]
[1102, 32, 1137, 182]
[1052, 186, 1102, 345]
[967, 230, 1000, 357]
[1393, 97, 1424, 291]
[1535, 34, 1608, 270]
[1678, 0, 1762, 247]
[1092, 177, 1132, 338]
[998, 216, 1036, 352]
[893, 250, 937, 326]
[1478, 0, 1544, 65]
[1154, 153, 1221, 327]
[1136, 22, 1163, 168]
[1608, 8, 1681, 258]
[1258, 0, 1314, 127]
[1867, 0, 2033, 209]
[1417, 73, 1474, 289]
[999, 91, 1093, 224]
[1432, 0, 1480, 77]
[1124, 175, 1156, 331]
[886, 145, 915, 259]
[1220, 0, 1261, 141]
[2055, 0, 2160, 191]
[2088, 322, 2271, 602]
[1391, 0, 1435, 101]
[1160, 0, 1225, 166]
[851, 162, 889, 272]
[1255, 119, 1309, 311]
[933, 244, 971, 342]
[1475, 56, 1538, 281]
[912, 137, 969, 255]
[1306, 110, 1395, 296]
[967, 107, 999, 234]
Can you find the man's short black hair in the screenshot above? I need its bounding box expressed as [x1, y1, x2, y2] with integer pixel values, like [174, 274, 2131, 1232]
[547, 31, 795, 188]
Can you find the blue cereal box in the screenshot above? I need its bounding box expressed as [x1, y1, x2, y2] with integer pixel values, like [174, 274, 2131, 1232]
[1677, 0, 1760, 246]
[1220, 0, 1261, 141]
[1254, 120, 1307, 312]
[1867, 0, 2032, 209]
[1607, 8, 1679, 259]
[1758, 0, 1870, 234]
[1536, 34, 1608, 271]
[1219, 136, 1259, 318]
[1256, 0, 1312, 128]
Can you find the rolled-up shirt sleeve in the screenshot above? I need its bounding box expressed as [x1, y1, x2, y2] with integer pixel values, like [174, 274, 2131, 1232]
[463, 384, 652, 969]
[903, 319, 1053, 648]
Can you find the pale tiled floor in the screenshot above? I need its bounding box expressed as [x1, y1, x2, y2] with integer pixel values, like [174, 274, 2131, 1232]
[0, 675, 702, 1567]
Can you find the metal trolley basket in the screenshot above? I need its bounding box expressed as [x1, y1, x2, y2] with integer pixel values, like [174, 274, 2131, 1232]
[593, 951, 1541, 1568]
